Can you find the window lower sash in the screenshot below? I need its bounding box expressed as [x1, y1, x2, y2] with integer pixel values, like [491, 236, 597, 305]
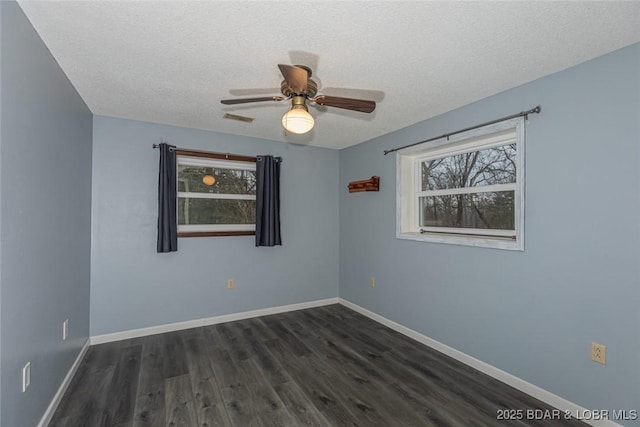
[419, 227, 516, 239]
[178, 223, 256, 238]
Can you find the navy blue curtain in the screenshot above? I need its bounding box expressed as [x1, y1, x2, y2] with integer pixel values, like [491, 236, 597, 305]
[255, 155, 282, 247]
[157, 143, 178, 252]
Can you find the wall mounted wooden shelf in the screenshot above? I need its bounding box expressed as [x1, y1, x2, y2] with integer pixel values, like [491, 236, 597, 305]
[348, 176, 380, 193]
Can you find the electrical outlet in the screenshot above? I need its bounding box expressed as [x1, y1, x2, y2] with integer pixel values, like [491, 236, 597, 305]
[369, 276, 375, 288]
[63, 319, 69, 340]
[591, 342, 606, 365]
[227, 278, 235, 289]
[22, 362, 31, 392]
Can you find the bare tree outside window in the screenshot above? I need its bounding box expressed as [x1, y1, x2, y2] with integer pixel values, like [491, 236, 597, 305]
[176, 157, 257, 234]
[419, 144, 517, 231]
[178, 165, 256, 226]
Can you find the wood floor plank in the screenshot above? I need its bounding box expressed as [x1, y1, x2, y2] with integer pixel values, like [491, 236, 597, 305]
[52, 364, 116, 427]
[240, 324, 291, 386]
[385, 340, 556, 424]
[296, 323, 430, 426]
[208, 347, 245, 389]
[296, 308, 332, 330]
[314, 307, 391, 357]
[203, 326, 248, 389]
[48, 348, 99, 425]
[273, 381, 332, 427]
[48, 416, 71, 427]
[270, 356, 360, 426]
[162, 331, 189, 379]
[183, 331, 232, 426]
[217, 322, 251, 362]
[221, 383, 260, 427]
[49, 304, 587, 427]
[237, 358, 297, 426]
[165, 374, 198, 427]
[297, 350, 404, 426]
[245, 317, 279, 341]
[248, 382, 295, 426]
[132, 335, 165, 427]
[261, 315, 313, 357]
[103, 345, 142, 426]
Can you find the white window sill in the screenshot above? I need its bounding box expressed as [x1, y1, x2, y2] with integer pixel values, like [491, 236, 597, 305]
[397, 231, 523, 251]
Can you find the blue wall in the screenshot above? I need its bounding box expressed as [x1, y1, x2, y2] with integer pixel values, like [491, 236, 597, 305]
[90, 116, 339, 335]
[0, 3, 3, 423]
[339, 42, 640, 421]
[0, 2, 4, 423]
[0, 2, 93, 426]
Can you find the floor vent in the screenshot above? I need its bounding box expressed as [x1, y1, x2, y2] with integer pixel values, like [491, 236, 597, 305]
[223, 113, 254, 123]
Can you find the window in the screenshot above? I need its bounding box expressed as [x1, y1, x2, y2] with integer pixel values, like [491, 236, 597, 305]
[396, 117, 524, 250]
[177, 151, 256, 237]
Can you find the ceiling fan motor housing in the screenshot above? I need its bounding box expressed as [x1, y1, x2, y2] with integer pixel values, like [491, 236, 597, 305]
[281, 78, 317, 98]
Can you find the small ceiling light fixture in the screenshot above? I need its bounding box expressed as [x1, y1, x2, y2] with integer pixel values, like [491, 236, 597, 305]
[281, 95, 314, 134]
[202, 175, 216, 186]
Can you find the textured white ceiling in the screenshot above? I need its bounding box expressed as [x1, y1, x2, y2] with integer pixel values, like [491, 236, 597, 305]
[17, 1, 640, 150]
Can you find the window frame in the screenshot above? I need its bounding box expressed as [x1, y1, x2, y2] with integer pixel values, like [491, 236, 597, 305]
[396, 117, 525, 251]
[175, 149, 257, 238]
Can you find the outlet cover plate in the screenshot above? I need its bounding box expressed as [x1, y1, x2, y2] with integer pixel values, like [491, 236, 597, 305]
[22, 362, 31, 392]
[591, 342, 606, 365]
[63, 319, 69, 340]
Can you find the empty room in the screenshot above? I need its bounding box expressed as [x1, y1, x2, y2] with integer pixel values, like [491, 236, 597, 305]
[1, 1, 639, 426]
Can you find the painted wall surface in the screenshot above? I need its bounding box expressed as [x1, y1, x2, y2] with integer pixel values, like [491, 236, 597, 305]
[90, 116, 339, 336]
[339, 43, 640, 421]
[0, 2, 3, 423]
[0, 2, 93, 426]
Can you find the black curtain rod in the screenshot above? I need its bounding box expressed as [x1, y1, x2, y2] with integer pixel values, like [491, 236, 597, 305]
[383, 105, 541, 155]
[152, 143, 176, 151]
[151, 144, 250, 160]
[151, 144, 281, 162]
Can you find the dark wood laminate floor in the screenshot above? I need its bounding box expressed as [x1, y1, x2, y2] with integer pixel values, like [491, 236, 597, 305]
[49, 304, 586, 427]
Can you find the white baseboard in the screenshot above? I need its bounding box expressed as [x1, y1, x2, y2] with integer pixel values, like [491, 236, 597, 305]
[38, 339, 90, 427]
[91, 297, 339, 345]
[338, 298, 621, 427]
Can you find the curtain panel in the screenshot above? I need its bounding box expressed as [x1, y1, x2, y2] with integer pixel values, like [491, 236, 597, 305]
[255, 155, 282, 247]
[157, 143, 178, 252]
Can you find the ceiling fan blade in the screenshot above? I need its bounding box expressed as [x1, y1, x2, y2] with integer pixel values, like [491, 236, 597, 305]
[278, 64, 307, 93]
[220, 96, 284, 105]
[288, 51, 319, 74]
[314, 95, 376, 113]
[321, 87, 385, 102]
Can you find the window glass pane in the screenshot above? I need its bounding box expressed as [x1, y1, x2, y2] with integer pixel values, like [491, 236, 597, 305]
[419, 191, 514, 230]
[421, 144, 516, 191]
[178, 165, 256, 195]
[178, 198, 256, 225]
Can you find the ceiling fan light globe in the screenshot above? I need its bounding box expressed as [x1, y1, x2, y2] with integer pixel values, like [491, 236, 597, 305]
[282, 109, 314, 134]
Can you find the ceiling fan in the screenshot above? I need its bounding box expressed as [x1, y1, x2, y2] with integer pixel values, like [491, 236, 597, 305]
[220, 64, 376, 135]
